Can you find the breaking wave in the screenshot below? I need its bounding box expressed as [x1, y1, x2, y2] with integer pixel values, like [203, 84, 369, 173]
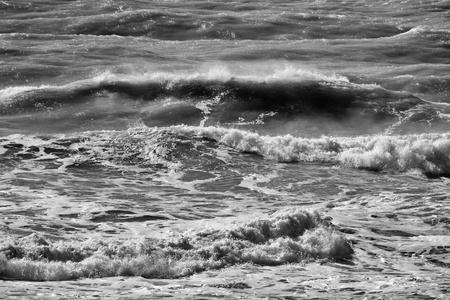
[173, 126, 450, 176]
[0, 68, 431, 133]
[2, 125, 450, 177]
[0, 208, 353, 281]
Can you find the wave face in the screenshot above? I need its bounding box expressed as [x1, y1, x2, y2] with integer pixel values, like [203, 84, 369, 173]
[1, 67, 447, 136]
[1, 0, 450, 298]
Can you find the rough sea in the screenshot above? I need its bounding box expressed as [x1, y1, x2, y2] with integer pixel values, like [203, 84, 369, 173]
[1, 0, 450, 299]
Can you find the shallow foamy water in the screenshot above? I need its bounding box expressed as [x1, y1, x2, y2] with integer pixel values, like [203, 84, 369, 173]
[1, 127, 449, 299]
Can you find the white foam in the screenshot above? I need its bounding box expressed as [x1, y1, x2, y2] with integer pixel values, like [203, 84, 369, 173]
[239, 172, 288, 196]
[171, 125, 450, 175]
[94, 64, 349, 87]
[0, 208, 352, 281]
[6, 125, 448, 176]
[0, 85, 50, 102]
[0, 64, 350, 106]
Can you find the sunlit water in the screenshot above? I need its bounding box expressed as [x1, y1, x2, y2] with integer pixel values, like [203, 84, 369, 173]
[1, 0, 450, 299]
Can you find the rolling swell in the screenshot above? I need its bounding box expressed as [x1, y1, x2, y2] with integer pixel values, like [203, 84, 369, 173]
[0, 72, 426, 132]
[0, 6, 410, 40]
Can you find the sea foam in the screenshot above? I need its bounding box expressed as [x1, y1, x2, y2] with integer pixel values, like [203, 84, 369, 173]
[2, 126, 449, 176]
[171, 126, 450, 176]
[0, 208, 352, 281]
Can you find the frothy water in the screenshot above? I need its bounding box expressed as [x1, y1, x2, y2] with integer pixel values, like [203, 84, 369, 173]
[1, 0, 450, 299]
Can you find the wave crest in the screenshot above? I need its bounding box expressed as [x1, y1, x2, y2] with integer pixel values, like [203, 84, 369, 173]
[2, 126, 449, 177]
[0, 67, 428, 135]
[0, 208, 352, 281]
[172, 126, 450, 176]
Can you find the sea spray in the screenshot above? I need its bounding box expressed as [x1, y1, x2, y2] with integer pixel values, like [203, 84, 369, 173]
[2, 126, 450, 176]
[0, 208, 352, 281]
[172, 126, 450, 176]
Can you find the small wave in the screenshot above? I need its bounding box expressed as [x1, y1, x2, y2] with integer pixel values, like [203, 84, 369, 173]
[382, 26, 424, 40]
[0, 85, 50, 102]
[0, 208, 352, 281]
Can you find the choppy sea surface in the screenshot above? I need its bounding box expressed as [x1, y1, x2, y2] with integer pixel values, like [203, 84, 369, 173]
[1, 0, 450, 299]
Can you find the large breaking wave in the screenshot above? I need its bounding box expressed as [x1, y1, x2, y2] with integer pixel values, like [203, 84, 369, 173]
[1, 68, 443, 136]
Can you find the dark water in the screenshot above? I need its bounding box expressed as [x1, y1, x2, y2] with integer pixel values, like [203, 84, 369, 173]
[0, 0, 450, 299]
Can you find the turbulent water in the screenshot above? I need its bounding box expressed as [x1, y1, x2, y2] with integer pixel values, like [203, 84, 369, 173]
[1, 0, 450, 299]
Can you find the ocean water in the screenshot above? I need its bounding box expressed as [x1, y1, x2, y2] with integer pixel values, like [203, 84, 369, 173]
[1, 0, 450, 299]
